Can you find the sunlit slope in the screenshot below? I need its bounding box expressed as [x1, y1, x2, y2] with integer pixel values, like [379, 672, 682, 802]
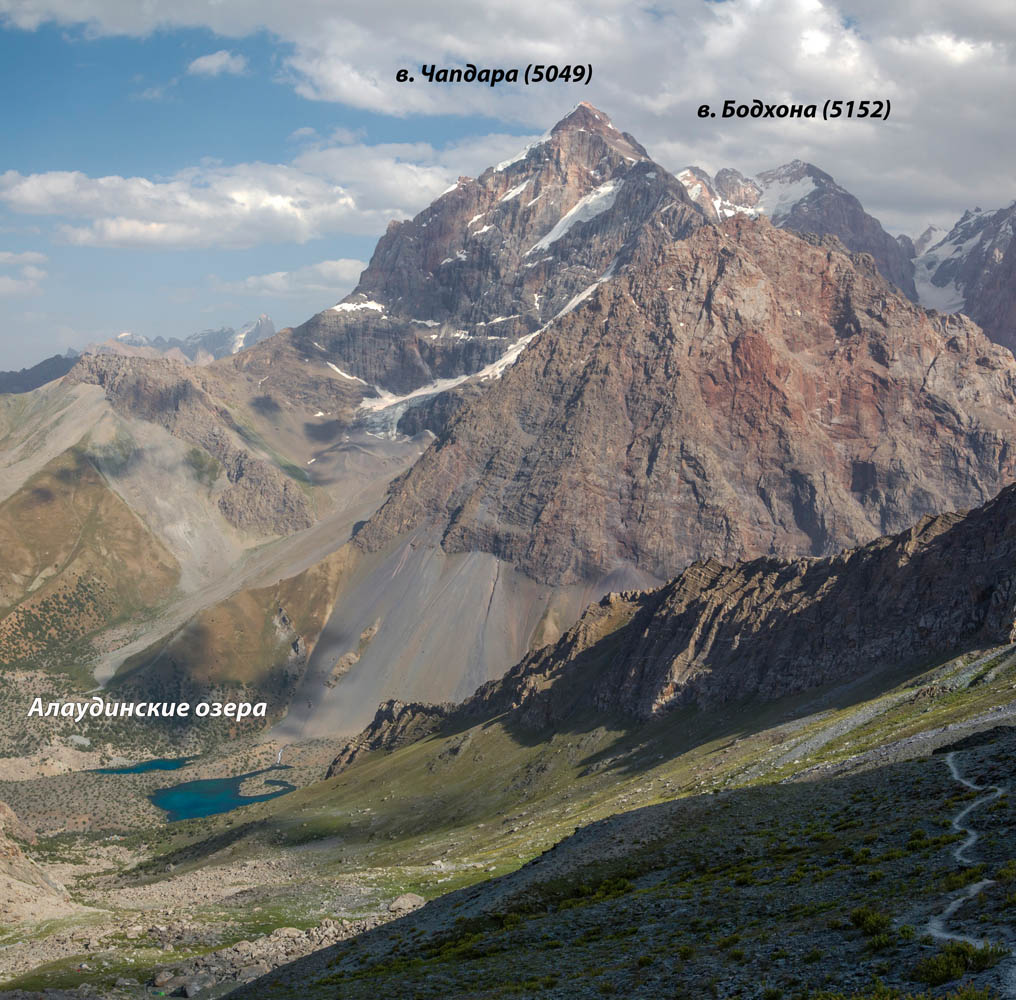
[0, 445, 180, 680]
[110, 549, 353, 718]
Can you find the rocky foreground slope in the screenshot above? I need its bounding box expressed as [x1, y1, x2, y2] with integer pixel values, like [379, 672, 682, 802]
[235, 727, 1016, 1000]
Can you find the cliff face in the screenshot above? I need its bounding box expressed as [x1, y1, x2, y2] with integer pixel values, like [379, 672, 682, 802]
[913, 203, 1016, 352]
[288, 103, 704, 395]
[356, 216, 1016, 586]
[331, 479, 1016, 775]
[976, 234, 1016, 353]
[593, 485, 1016, 716]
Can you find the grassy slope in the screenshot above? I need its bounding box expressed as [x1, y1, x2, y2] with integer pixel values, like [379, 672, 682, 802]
[114, 548, 349, 688]
[246, 732, 1016, 1000]
[0, 445, 180, 683]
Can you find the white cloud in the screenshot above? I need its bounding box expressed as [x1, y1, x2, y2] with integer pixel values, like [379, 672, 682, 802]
[0, 250, 47, 265]
[0, 132, 534, 250]
[214, 258, 366, 296]
[0, 0, 1013, 235]
[0, 250, 47, 295]
[186, 49, 247, 76]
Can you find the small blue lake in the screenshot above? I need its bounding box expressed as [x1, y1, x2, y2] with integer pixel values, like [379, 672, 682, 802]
[150, 765, 296, 822]
[96, 757, 194, 774]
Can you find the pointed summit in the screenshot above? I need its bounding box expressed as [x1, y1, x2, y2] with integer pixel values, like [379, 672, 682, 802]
[548, 102, 649, 160]
[288, 104, 699, 396]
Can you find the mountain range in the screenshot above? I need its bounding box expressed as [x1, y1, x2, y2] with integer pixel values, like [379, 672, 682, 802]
[78, 314, 278, 365]
[3, 102, 1016, 999]
[5, 102, 1016, 736]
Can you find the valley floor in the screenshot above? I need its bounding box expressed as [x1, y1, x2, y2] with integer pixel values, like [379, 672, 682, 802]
[1, 646, 1016, 999]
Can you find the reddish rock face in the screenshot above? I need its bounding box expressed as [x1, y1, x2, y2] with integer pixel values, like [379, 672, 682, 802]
[287, 103, 704, 394]
[357, 216, 1016, 586]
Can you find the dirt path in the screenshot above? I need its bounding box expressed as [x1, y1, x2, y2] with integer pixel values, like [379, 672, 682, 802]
[926, 751, 1016, 997]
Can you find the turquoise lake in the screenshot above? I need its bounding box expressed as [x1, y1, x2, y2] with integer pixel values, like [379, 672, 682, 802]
[97, 757, 194, 774]
[149, 765, 296, 822]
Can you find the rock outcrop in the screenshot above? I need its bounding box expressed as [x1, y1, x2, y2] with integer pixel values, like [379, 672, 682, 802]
[326, 699, 453, 776]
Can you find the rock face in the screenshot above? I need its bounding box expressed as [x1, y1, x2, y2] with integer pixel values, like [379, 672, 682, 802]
[676, 160, 916, 299]
[65, 354, 313, 536]
[975, 234, 1016, 352]
[913, 203, 1016, 351]
[333, 478, 1016, 772]
[356, 215, 1016, 586]
[326, 700, 454, 776]
[288, 103, 704, 395]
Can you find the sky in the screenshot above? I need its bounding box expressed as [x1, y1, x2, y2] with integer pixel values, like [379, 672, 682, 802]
[1, 0, 1014, 369]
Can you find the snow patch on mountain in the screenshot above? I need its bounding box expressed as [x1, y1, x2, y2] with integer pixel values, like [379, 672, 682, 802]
[756, 175, 817, 222]
[493, 133, 551, 172]
[326, 361, 369, 385]
[529, 179, 623, 254]
[913, 264, 965, 313]
[499, 179, 531, 203]
[331, 300, 385, 314]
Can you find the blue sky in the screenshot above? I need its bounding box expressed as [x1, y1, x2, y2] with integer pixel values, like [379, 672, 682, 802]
[1, 0, 1014, 369]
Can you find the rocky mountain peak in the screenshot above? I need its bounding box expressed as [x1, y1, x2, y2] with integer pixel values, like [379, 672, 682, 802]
[546, 101, 650, 160]
[756, 158, 834, 190]
[912, 201, 1016, 351]
[281, 105, 701, 398]
[355, 214, 1016, 587]
[713, 167, 761, 208]
[913, 224, 948, 257]
[677, 159, 916, 298]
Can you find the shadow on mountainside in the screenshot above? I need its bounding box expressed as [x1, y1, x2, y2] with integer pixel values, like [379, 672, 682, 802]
[222, 724, 1016, 999]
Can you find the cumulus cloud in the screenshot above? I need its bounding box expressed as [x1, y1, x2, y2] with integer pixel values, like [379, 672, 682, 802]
[0, 132, 534, 249]
[186, 49, 247, 76]
[0, 250, 47, 295]
[0, 0, 1013, 234]
[214, 258, 366, 296]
